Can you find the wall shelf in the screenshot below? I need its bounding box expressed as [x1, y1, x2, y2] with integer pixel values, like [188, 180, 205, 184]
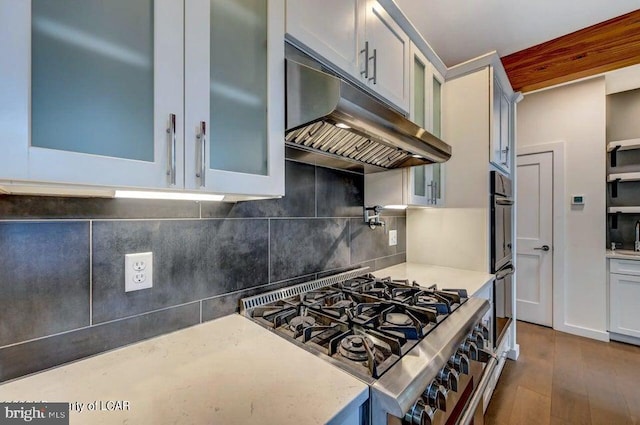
[608, 172, 640, 182]
[608, 138, 640, 167]
[608, 207, 640, 229]
[609, 207, 640, 214]
[607, 138, 640, 152]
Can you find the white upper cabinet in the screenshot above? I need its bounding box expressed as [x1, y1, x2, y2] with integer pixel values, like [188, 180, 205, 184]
[285, 0, 363, 78]
[364, 43, 443, 208]
[362, 0, 410, 112]
[185, 0, 284, 197]
[285, 0, 409, 112]
[407, 44, 444, 207]
[490, 72, 513, 175]
[1, 0, 184, 190]
[0, 0, 284, 199]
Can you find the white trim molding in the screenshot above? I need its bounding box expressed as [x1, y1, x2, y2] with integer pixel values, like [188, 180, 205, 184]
[517, 141, 568, 338]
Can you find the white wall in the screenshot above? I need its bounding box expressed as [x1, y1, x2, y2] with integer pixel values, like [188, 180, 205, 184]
[517, 77, 607, 339]
[407, 67, 491, 273]
[407, 208, 488, 272]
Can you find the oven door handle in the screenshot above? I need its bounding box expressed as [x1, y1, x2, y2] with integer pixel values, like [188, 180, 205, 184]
[458, 354, 498, 425]
[495, 265, 515, 280]
[495, 197, 514, 206]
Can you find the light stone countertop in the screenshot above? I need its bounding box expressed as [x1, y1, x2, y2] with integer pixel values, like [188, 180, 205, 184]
[374, 262, 495, 296]
[607, 249, 640, 260]
[0, 314, 368, 425]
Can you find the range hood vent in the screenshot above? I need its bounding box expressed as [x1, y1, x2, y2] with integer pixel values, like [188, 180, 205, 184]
[285, 60, 451, 173]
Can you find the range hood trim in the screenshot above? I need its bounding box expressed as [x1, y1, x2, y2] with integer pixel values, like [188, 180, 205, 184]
[285, 60, 452, 173]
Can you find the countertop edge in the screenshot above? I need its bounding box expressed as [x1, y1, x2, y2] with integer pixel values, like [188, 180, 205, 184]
[607, 250, 640, 260]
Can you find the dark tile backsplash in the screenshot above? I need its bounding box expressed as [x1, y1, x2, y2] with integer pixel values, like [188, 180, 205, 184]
[270, 218, 350, 282]
[92, 219, 269, 323]
[0, 160, 406, 382]
[0, 222, 90, 347]
[0, 303, 200, 383]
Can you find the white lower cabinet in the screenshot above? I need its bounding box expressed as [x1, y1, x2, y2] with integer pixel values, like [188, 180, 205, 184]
[0, 0, 284, 199]
[610, 267, 640, 339]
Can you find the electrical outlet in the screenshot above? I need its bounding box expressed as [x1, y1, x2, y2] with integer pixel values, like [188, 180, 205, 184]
[125, 252, 153, 292]
[389, 230, 397, 246]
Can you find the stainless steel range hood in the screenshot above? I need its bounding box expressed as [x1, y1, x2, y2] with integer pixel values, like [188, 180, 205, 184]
[285, 60, 451, 173]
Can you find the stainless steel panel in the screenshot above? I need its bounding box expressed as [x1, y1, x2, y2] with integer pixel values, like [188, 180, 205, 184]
[285, 60, 452, 172]
[240, 267, 370, 311]
[371, 297, 490, 418]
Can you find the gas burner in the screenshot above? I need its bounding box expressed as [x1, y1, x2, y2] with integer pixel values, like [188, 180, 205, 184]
[366, 287, 389, 297]
[417, 295, 439, 304]
[331, 300, 355, 309]
[339, 335, 374, 362]
[385, 312, 412, 326]
[289, 315, 316, 332]
[412, 292, 453, 314]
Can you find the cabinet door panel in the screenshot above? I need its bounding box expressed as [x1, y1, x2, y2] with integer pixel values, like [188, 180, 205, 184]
[31, 0, 154, 161]
[610, 273, 640, 338]
[3, 0, 184, 189]
[185, 0, 284, 196]
[491, 73, 502, 166]
[0, 0, 30, 180]
[499, 92, 510, 171]
[364, 0, 409, 112]
[285, 0, 362, 78]
[209, 0, 268, 176]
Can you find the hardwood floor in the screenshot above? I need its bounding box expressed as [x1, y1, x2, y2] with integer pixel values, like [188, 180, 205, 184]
[484, 321, 640, 425]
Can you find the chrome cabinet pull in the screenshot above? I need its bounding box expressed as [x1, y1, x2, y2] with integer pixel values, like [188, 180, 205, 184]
[196, 121, 206, 187]
[166, 113, 177, 186]
[432, 180, 438, 205]
[369, 48, 377, 84]
[360, 41, 369, 78]
[501, 145, 510, 165]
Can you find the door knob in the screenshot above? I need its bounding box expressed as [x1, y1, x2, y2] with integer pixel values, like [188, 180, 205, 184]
[534, 245, 550, 251]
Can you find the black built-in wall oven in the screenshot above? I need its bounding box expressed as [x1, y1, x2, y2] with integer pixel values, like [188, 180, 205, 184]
[490, 171, 515, 348]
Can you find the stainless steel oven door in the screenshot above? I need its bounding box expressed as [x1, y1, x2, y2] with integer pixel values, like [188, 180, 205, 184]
[494, 263, 514, 347]
[492, 195, 513, 271]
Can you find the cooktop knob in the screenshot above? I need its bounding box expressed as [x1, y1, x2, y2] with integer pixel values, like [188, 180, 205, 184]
[471, 330, 486, 349]
[404, 399, 435, 425]
[437, 366, 459, 392]
[449, 352, 470, 375]
[475, 323, 490, 340]
[460, 339, 479, 361]
[423, 381, 447, 412]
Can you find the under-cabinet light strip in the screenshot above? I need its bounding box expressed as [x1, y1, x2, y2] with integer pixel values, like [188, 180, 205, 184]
[114, 190, 224, 202]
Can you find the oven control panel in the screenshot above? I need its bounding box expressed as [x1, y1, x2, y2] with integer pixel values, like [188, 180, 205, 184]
[402, 322, 493, 425]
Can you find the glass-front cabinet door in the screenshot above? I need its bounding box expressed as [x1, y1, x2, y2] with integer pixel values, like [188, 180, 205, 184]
[0, 0, 184, 189]
[184, 0, 284, 197]
[408, 43, 445, 207]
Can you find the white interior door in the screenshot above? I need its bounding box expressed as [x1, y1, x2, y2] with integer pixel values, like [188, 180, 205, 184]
[516, 151, 553, 326]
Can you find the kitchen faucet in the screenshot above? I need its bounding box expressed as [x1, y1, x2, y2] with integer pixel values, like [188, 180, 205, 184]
[636, 221, 640, 252]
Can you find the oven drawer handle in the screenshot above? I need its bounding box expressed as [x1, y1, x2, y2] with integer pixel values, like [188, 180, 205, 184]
[458, 355, 498, 425]
[495, 265, 515, 279]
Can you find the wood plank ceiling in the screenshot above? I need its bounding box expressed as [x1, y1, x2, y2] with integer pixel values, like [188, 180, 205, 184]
[501, 9, 640, 93]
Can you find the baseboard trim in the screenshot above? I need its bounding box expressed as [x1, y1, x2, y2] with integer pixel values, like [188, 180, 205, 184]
[610, 332, 640, 346]
[507, 344, 520, 360]
[555, 323, 610, 342]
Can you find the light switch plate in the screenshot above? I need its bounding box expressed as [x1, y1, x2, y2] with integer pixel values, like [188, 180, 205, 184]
[125, 252, 153, 292]
[389, 230, 398, 246]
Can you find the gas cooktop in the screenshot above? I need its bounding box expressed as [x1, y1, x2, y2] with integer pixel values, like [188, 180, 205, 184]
[242, 267, 469, 381]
